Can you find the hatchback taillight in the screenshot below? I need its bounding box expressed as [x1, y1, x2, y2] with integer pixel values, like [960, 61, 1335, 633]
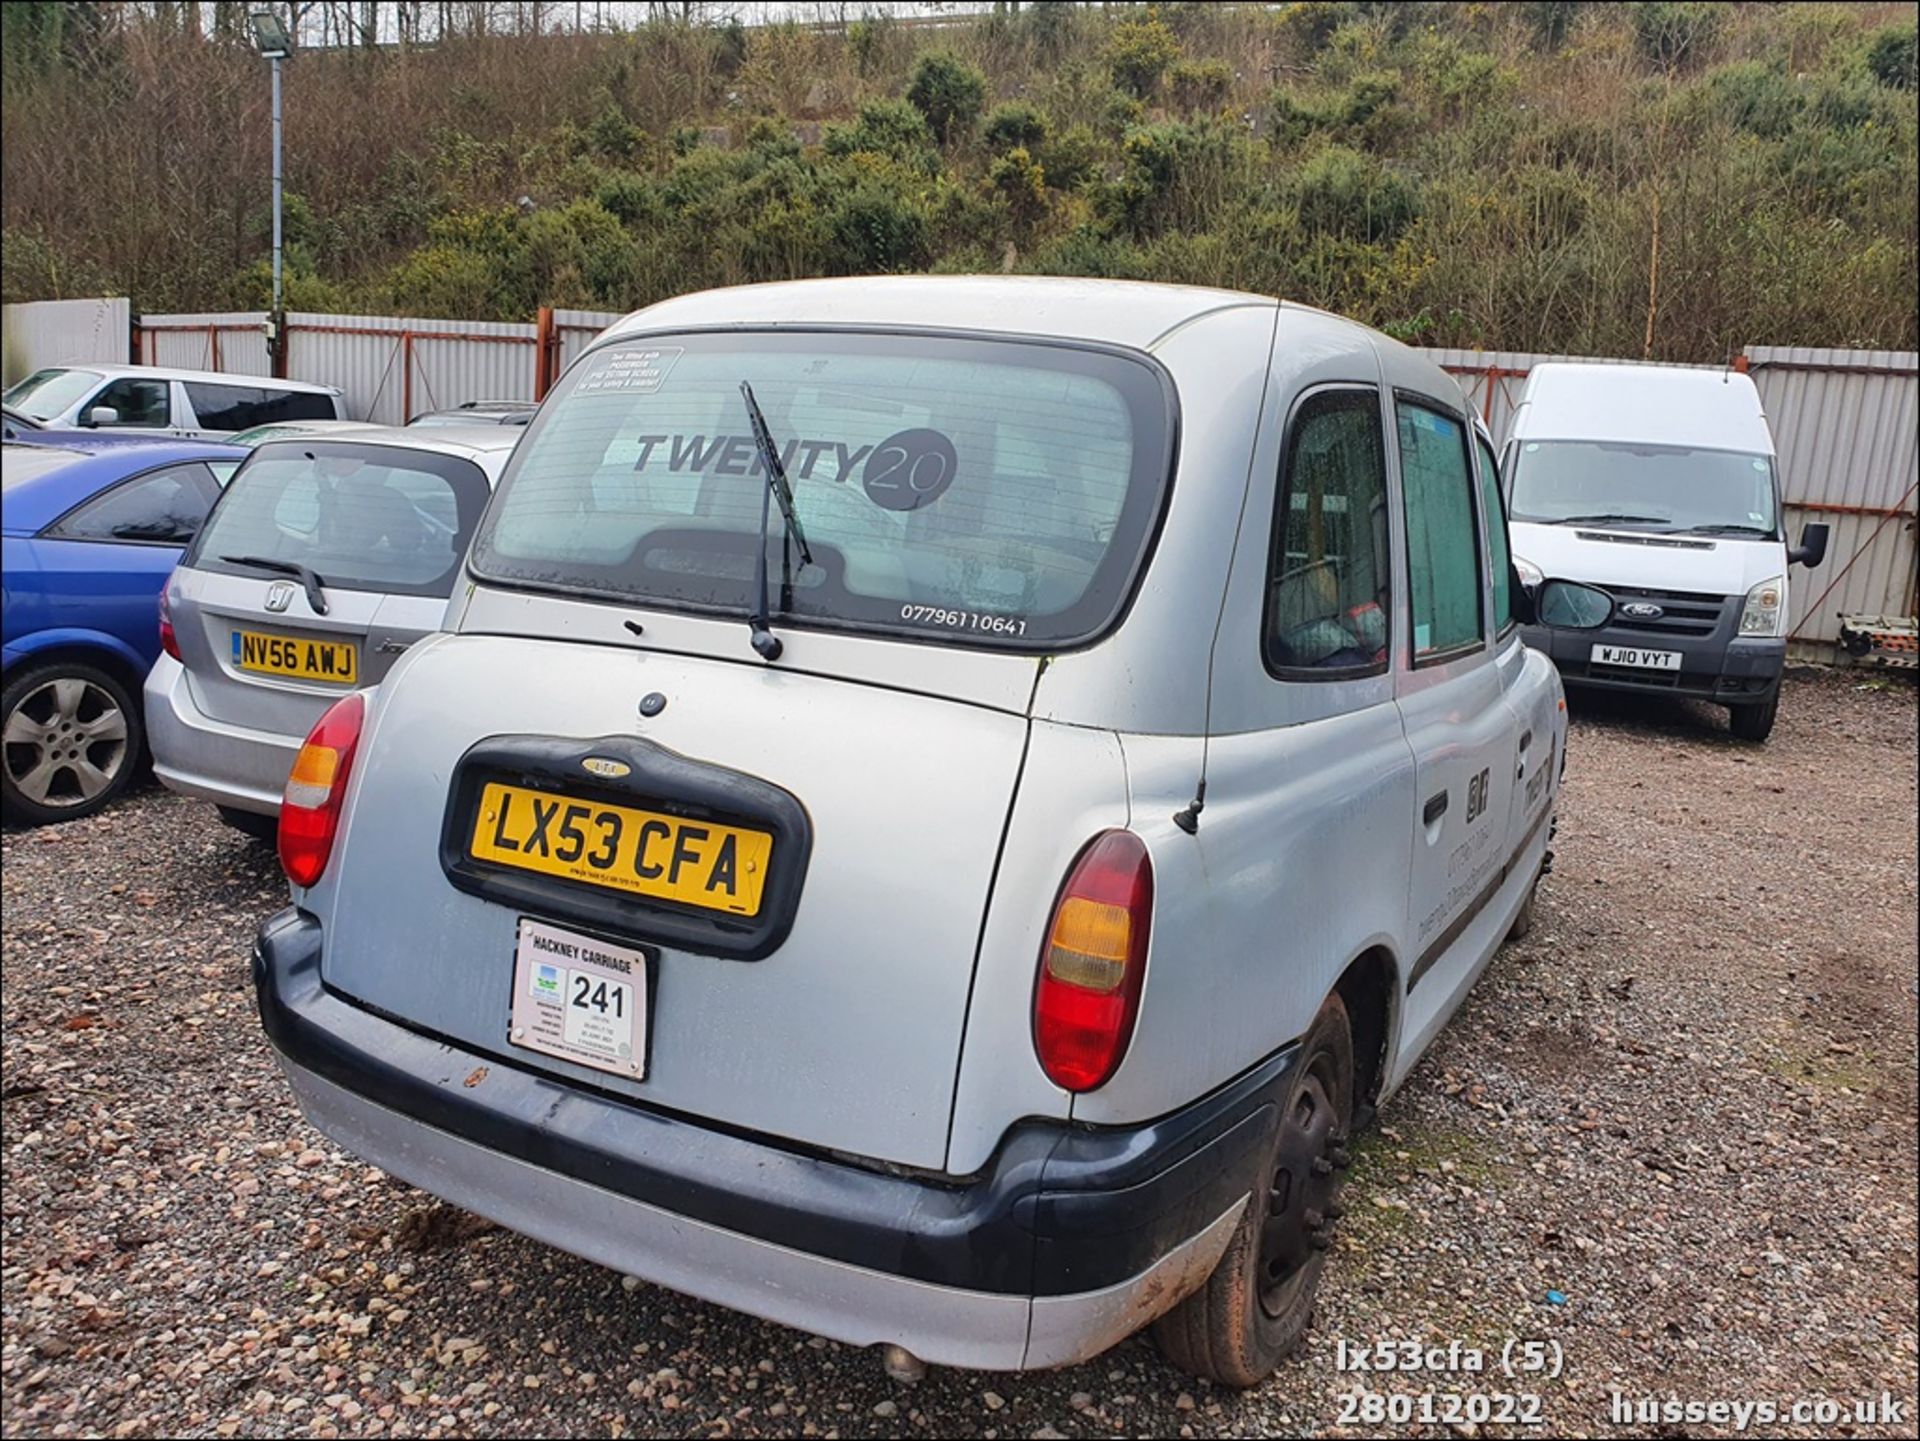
[158, 586, 180, 661]
[1033, 830, 1153, 1092]
[278, 693, 364, 887]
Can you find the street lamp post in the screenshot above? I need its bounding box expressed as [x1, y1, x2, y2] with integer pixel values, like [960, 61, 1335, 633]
[249, 9, 293, 374]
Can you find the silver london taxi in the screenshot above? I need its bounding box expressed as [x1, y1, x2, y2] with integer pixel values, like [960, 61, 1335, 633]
[253, 278, 1609, 1385]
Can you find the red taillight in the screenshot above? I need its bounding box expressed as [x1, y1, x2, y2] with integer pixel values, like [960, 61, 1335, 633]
[158, 586, 181, 661]
[278, 693, 365, 887]
[1033, 830, 1153, 1093]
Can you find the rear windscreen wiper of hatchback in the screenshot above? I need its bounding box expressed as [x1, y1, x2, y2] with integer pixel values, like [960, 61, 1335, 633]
[738, 380, 812, 663]
[221, 554, 331, 616]
[1552, 513, 1673, 528]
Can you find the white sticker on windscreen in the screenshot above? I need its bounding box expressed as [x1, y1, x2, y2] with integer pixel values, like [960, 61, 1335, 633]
[576, 346, 684, 396]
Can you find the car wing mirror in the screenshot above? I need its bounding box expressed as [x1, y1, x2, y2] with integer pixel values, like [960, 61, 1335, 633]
[1536, 579, 1613, 629]
[86, 405, 120, 427]
[1788, 521, 1830, 569]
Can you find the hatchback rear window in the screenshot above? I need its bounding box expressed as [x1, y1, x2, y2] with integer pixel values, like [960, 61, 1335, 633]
[469, 331, 1176, 649]
[188, 441, 492, 597]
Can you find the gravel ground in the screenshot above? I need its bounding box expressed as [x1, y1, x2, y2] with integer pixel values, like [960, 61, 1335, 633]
[3, 670, 1915, 1439]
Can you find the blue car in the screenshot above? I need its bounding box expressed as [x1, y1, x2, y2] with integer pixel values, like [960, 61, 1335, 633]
[2, 438, 246, 824]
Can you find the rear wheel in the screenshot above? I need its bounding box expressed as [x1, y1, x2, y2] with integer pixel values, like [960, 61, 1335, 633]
[217, 805, 278, 844]
[1, 662, 142, 826]
[1152, 993, 1354, 1387]
[1728, 696, 1778, 742]
[1507, 873, 1539, 941]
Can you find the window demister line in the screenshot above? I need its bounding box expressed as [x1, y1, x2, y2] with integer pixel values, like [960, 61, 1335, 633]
[739, 380, 812, 662]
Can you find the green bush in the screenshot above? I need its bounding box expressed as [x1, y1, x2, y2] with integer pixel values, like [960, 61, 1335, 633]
[1168, 58, 1234, 114]
[1707, 62, 1804, 140]
[1039, 124, 1103, 191]
[1105, 9, 1181, 99]
[906, 53, 987, 145]
[823, 98, 939, 172]
[1273, 2, 1357, 60]
[984, 102, 1049, 153]
[1630, 2, 1722, 71]
[827, 180, 932, 273]
[1293, 144, 1419, 242]
[987, 147, 1049, 231]
[1866, 24, 1917, 91]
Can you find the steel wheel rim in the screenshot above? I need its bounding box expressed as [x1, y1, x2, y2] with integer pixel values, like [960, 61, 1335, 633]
[1256, 1046, 1346, 1319]
[3, 677, 129, 809]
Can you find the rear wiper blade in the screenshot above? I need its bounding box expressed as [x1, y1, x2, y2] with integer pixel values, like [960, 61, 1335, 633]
[738, 381, 812, 662]
[221, 554, 330, 616]
[1554, 513, 1673, 528]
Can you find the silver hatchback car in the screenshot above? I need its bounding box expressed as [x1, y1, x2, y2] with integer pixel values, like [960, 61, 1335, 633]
[147, 426, 518, 835]
[253, 279, 1604, 1384]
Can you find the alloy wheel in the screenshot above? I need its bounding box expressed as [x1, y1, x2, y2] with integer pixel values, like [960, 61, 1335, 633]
[3, 677, 130, 810]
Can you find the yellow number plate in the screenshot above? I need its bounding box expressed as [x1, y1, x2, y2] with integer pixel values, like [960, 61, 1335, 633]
[232, 629, 359, 684]
[469, 781, 773, 917]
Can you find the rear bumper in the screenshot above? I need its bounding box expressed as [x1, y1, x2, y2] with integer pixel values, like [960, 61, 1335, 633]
[144, 654, 299, 815]
[1522, 621, 1785, 704]
[254, 908, 1285, 1370]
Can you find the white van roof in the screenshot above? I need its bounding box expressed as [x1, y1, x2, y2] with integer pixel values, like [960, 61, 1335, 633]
[1511, 362, 1773, 454]
[54, 363, 343, 397]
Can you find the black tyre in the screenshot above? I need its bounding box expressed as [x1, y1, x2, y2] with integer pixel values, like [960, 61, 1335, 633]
[1728, 697, 1778, 742]
[1152, 993, 1355, 1387]
[217, 805, 279, 844]
[1507, 873, 1539, 941]
[1, 661, 142, 826]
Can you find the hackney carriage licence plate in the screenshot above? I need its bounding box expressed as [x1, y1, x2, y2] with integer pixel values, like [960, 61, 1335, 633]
[509, 917, 652, 1080]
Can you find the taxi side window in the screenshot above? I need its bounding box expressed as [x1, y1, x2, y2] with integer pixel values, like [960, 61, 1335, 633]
[1397, 398, 1484, 663]
[1475, 434, 1513, 633]
[1264, 387, 1392, 676]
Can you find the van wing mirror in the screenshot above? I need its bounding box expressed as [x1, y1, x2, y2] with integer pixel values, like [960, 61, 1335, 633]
[1788, 522, 1830, 569]
[1536, 580, 1613, 630]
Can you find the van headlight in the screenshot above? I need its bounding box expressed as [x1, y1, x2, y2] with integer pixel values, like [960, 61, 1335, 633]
[1513, 555, 1544, 589]
[1739, 575, 1787, 637]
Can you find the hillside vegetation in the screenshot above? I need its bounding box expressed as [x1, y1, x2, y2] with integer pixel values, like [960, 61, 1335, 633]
[3, 1, 1916, 358]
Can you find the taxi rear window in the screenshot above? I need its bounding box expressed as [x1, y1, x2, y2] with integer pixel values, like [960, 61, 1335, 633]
[469, 331, 1176, 649]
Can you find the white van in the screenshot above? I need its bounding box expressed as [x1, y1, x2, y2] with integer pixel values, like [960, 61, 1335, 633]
[1503, 363, 1828, 741]
[2, 364, 348, 439]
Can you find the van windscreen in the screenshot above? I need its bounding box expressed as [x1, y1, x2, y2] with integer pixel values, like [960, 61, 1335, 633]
[1507, 441, 1779, 537]
[469, 331, 1176, 650]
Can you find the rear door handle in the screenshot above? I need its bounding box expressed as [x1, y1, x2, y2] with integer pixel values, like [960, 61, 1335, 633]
[1423, 791, 1448, 825]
